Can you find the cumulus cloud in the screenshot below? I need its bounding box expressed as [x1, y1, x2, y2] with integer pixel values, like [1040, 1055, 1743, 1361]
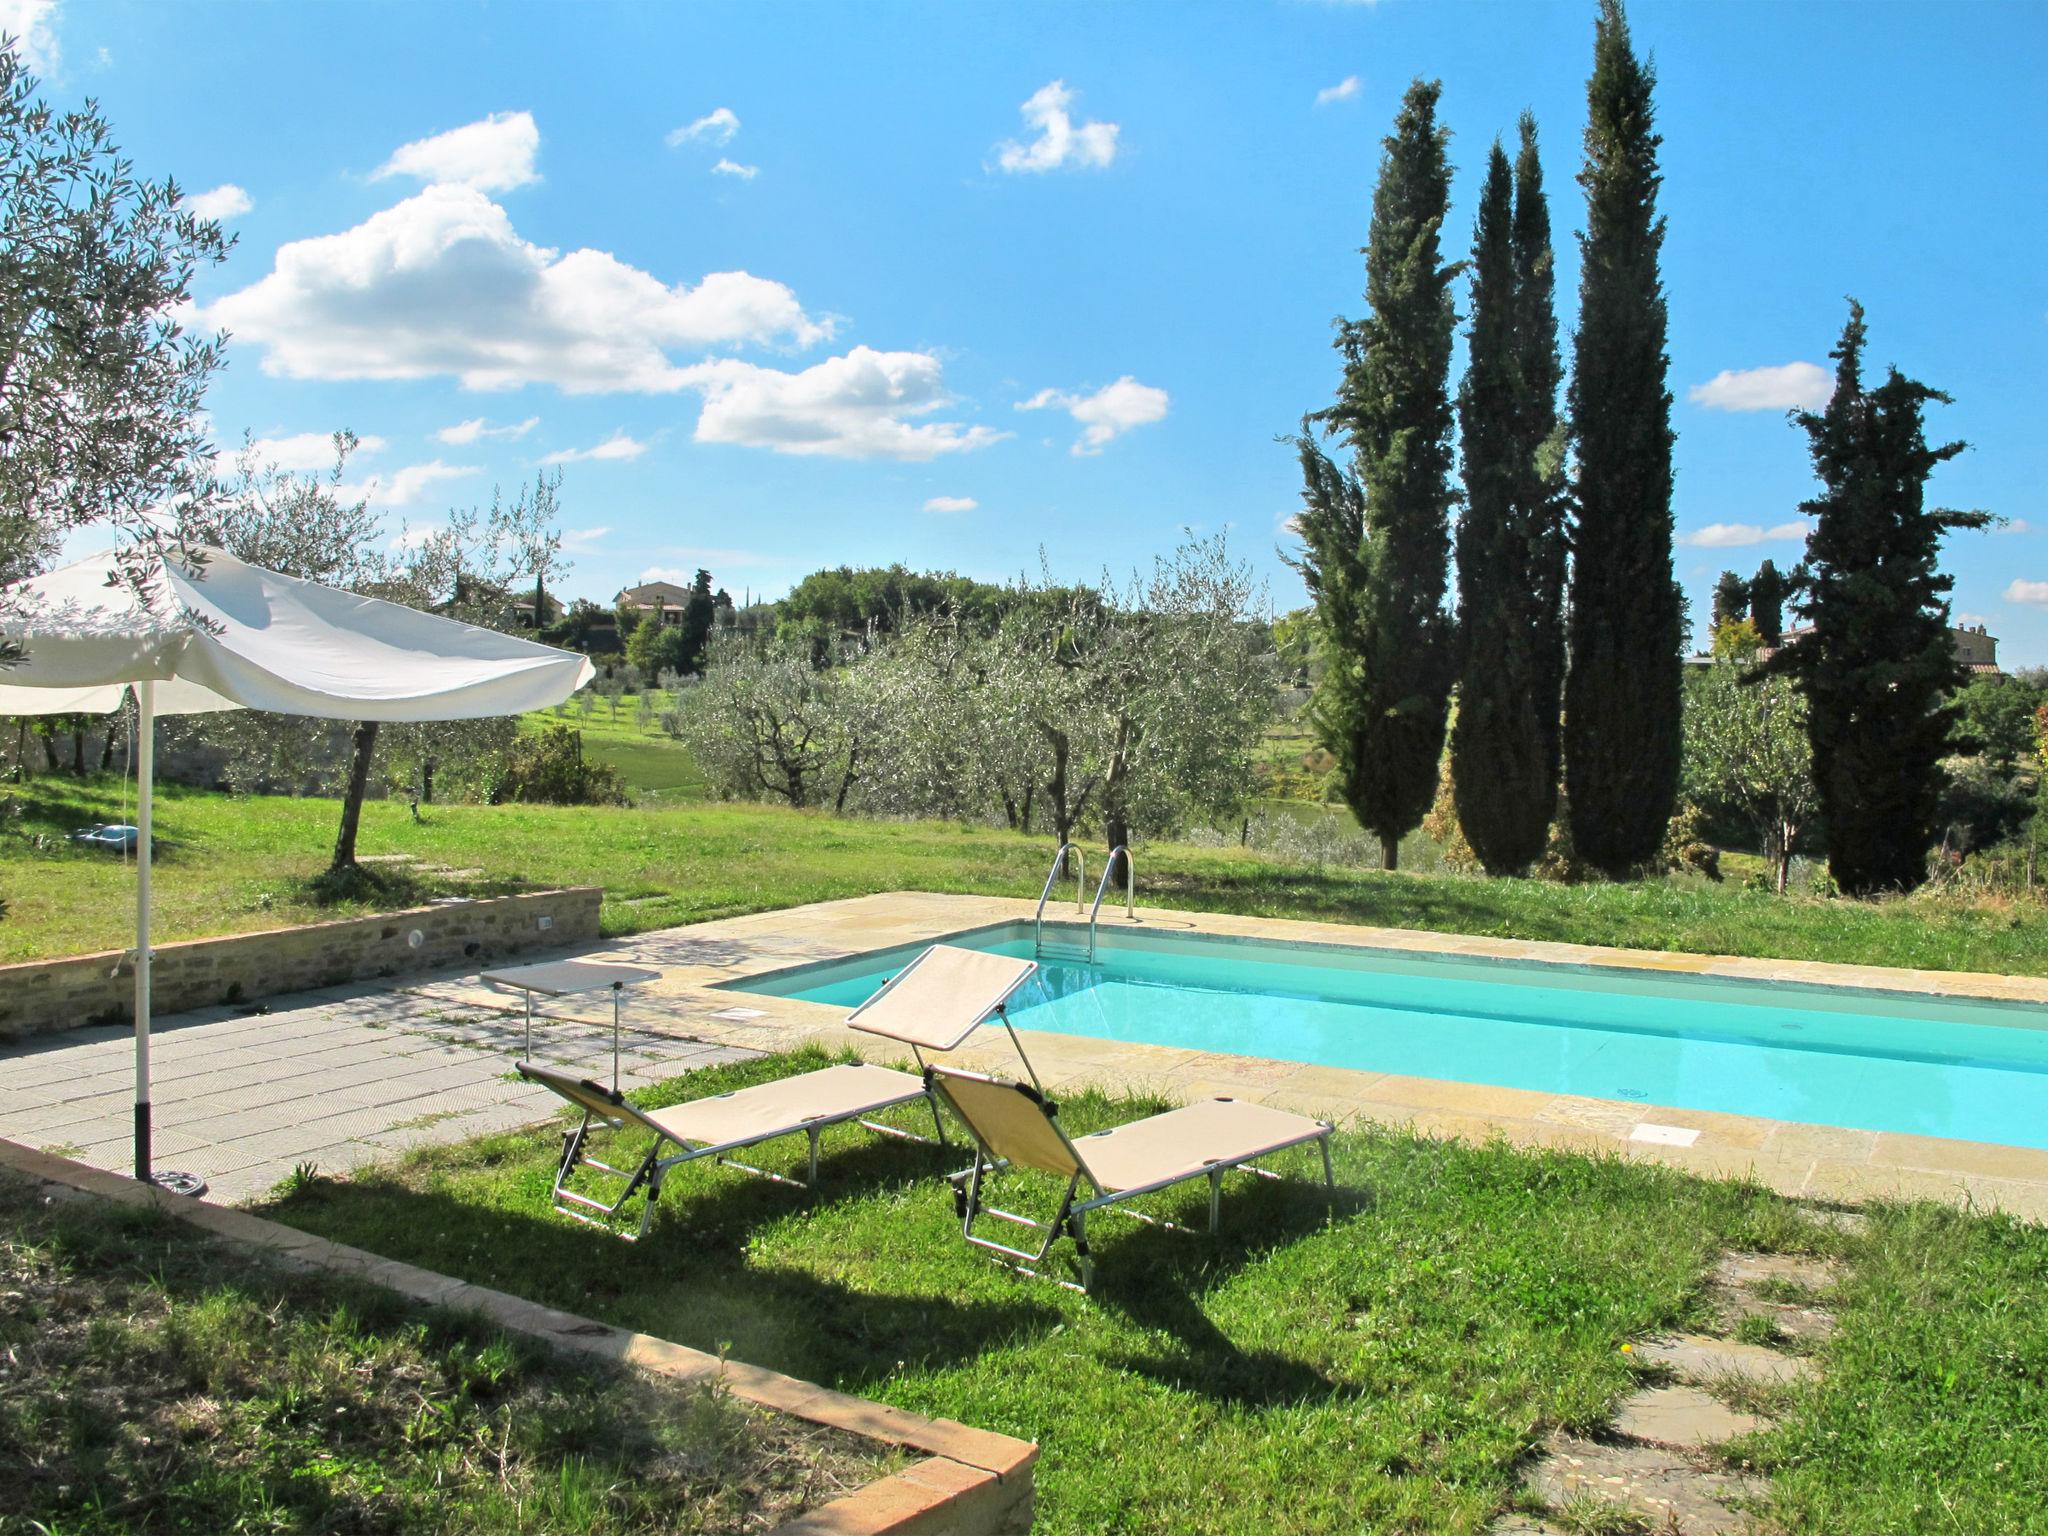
[247, 430, 385, 471]
[338, 459, 478, 509]
[1316, 76, 1362, 106]
[186, 184, 253, 221]
[0, 0, 59, 74]
[373, 110, 540, 193]
[205, 183, 828, 392]
[667, 107, 740, 148]
[1678, 520, 1811, 549]
[677, 346, 1008, 461]
[1688, 362, 1831, 412]
[1016, 375, 1169, 455]
[540, 431, 648, 465]
[436, 415, 538, 445]
[994, 80, 1119, 173]
[923, 495, 978, 514]
[2005, 579, 2048, 606]
[1993, 517, 2032, 536]
[712, 158, 759, 180]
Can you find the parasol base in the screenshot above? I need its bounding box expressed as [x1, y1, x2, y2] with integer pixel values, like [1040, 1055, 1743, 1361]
[147, 1170, 207, 1198]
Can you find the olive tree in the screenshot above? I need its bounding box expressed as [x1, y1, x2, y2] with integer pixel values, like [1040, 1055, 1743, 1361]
[0, 41, 230, 606]
[1682, 660, 1816, 894]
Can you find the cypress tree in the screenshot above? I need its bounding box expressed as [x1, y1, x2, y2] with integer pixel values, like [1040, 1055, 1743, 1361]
[1294, 78, 1458, 871]
[1711, 570, 1750, 631]
[1563, 0, 1682, 876]
[1764, 301, 1986, 894]
[1450, 116, 1566, 875]
[1747, 558, 1787, 645]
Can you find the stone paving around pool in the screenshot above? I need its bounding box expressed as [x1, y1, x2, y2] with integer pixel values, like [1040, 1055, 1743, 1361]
[5, 890, 2046, 1219]
[0, 980, 756, 1201]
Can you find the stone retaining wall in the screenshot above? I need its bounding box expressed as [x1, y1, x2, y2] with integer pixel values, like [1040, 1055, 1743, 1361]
[0, 886, 602, 1041]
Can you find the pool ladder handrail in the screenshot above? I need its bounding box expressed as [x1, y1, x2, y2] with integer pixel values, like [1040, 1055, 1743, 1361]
[1086, 846, 1135, 963]
[1034, 842, 1087, 956]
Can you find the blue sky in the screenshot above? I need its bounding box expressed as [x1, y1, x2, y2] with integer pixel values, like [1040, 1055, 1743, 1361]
[15, 0, 2047, 662]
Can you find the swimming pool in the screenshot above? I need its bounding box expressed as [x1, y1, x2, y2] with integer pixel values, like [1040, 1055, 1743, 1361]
[720, 922, 2048, 1151]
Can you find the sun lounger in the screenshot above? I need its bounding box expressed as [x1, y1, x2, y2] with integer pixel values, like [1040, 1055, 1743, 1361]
[847, 943, 1044, 1082]
[925, 1065, 1335, 1290]
[517, 1060, 942, 1240]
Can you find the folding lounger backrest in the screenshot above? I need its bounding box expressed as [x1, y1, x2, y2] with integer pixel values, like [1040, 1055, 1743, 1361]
[517, 1061, 648, 1132]
[928, 1068, 1084, 1180]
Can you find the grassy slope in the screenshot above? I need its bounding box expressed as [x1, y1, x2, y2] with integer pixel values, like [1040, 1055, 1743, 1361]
[265, 1051, 2048, 1536]
[0, 1168, 882, 1535]
[3, 775, 2045, 974]
[522, 696, 708, 804]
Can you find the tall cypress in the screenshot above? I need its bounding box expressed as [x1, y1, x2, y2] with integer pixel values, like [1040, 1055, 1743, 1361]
[1747, 558, 1788, 645]
[1563, 0, 1681, 876]
[1450, 116, 1566, 875]
[1294, 78, 1458, 871]
[1711, 571, 1750, 630]
[1764, 302, 1986, 893]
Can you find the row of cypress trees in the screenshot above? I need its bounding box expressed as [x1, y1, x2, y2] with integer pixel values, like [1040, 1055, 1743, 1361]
[1294, 0, 1669, 877]
[1294, 0, 1985, 894]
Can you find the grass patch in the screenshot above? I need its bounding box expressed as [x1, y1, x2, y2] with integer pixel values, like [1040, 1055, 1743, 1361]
[3, 776, 2045, 977]
[0, 1171, 890, 1534]
[263, 1050, 1879, 1534]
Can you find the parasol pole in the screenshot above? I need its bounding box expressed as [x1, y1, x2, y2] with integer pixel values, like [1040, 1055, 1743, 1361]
[133, 680, 153, 1182]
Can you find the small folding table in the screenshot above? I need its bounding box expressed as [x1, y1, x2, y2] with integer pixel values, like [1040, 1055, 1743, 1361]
[481, 959, 661, 1092]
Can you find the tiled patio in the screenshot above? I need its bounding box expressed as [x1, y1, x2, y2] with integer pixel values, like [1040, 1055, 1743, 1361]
[5, 890, 2046, 1218]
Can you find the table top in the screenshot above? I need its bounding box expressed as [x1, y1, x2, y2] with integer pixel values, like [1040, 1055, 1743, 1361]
[480, 960, 662, 997]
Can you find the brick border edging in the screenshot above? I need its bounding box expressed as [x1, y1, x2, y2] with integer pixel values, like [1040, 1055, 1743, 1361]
[0, 1139, 1036, 1536]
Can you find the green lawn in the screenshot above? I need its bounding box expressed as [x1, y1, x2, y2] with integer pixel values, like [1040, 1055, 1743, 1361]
[0, 1167, 886, 1534]
[3, 774, 2045, 975]
[523, 695, 708, 803]
[264, 1050, 2048, 1535]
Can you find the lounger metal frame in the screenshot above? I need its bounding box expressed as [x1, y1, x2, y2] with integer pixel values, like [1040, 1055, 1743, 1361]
[926, 1066, 1334, 1292]
[517, 1062, 946, 1240]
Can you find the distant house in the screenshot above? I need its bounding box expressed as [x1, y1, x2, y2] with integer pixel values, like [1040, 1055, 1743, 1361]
[1688, 622, 2005, 680]
[508, 590, 565, 629]
[615, 580, 692, 626]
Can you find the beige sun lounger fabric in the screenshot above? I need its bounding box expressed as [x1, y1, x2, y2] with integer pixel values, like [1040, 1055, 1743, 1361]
[846, 944, 1039, 1053]
[647, 1064, 925, 1147]
[518, 1060, 940, 1239]
[926, 1066, 1334, 1288]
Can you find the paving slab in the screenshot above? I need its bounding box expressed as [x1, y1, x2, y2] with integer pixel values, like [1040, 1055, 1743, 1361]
[1527, 1434, 1764, 1536]
[1613, 1384, 1766, 1448]
[1637, 1333, 1816, 1389]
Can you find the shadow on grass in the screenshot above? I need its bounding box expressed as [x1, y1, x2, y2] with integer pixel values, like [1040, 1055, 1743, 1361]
[1085, 1171, 1376, 1409]
[265, 1119, 1065, 1393]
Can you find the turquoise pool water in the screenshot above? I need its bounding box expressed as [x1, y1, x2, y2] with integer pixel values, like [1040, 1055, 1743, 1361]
[721, 923, 2048, 1150]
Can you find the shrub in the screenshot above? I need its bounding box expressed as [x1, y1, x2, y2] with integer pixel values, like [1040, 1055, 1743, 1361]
[485, 726, 628, 807]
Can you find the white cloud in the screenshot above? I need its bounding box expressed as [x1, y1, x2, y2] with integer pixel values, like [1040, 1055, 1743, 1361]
[1688, 362, 1831, 412]
[562, 525, 610, 551]
[678, 346, 1008, 461]
[373, 110, 540, 193]
[1993, 517, 2032, 536]
[205, 183, 828, 393]
[247, 430, 385, 471]
[186, 184, 252, 221]
[923, 495, 978, 514]
[1678, 520, 1811, 549]
[1015, 375, 1169, 455]
[641, 549, 776, 581]
[1316, 76, 1362, 106]
[0, 0, 59, 74]
[540, 431, 648, 465]
[2004, 579, 2048, 606]
[712, 158, 759, 180]
[435, 415, 538, 445]
[994, 80, 1119, 174]
[1956, 611, 1990, 628]
[667, 107, 740, 148]
[338, 459, 478, 509]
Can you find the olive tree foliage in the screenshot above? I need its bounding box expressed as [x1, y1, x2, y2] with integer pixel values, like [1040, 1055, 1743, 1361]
[0, 40, 230, 606]
[1682, 660, 1816, 895]
[674, 537, 1279, 860]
